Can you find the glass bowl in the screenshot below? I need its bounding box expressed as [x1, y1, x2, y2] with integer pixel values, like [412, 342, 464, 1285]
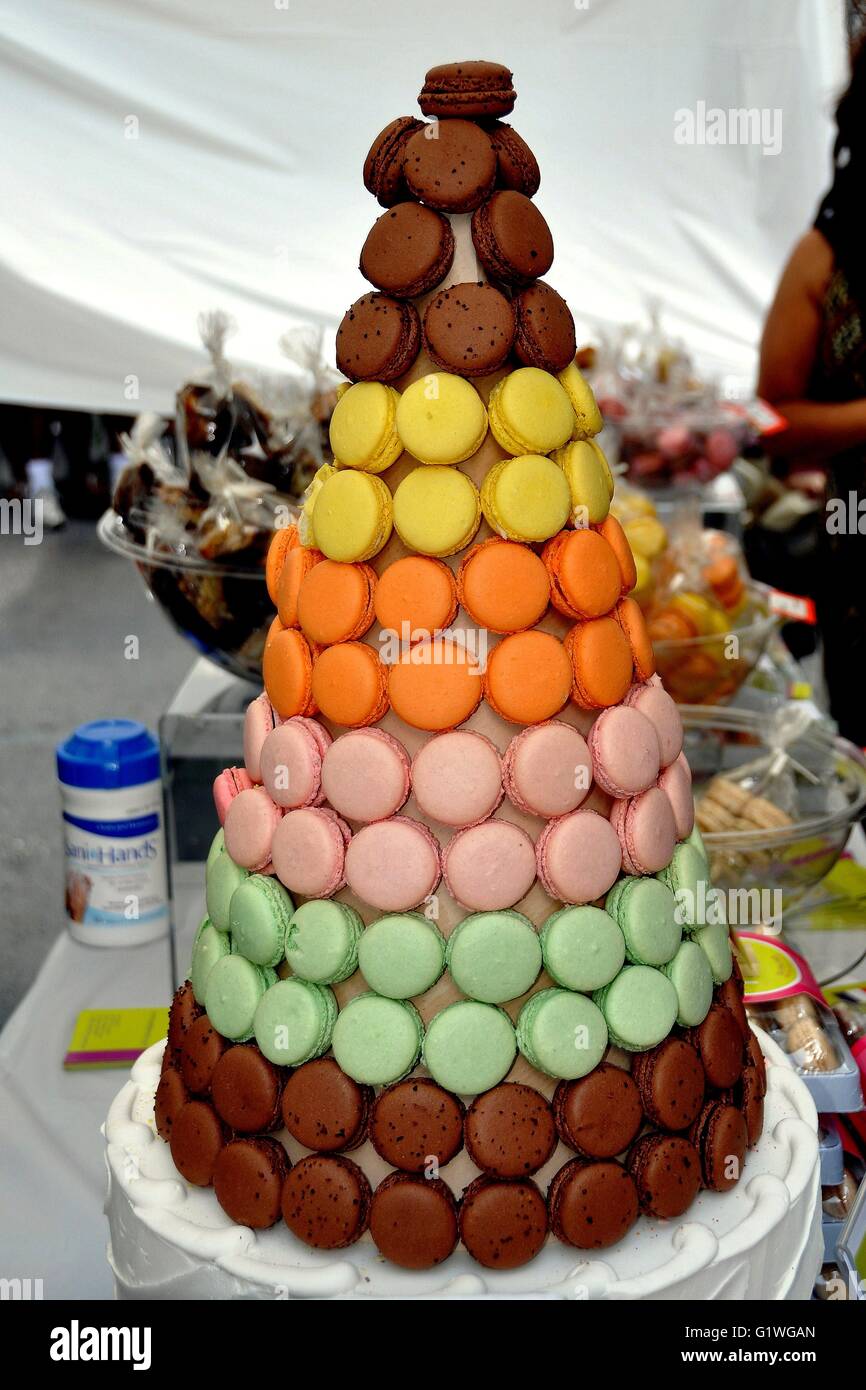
[98, 509, 274, 683]
[653, 584, 779, 705]
[682, 704, 866, 921]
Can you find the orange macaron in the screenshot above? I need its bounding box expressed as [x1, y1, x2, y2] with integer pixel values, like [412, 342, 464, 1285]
[277, 544, 324, 628]
[297, 560, 377, 646]
[483, 630, 572, 725]
[373, 555, 458, 641]
[456, 538, 550, 634]
[594, 514, 637, 595]
[615, 596, 656, 681]
[263, 625, 318, 718]
[265, 523, 299, 605]
[566, 616, 634, 709]
[388, 636, 483, 731]
[542, 528, 621, 620]
[311, 642, 390, 728]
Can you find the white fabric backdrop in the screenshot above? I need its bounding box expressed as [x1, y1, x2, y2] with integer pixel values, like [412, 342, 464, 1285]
[0, 0, 849, 412]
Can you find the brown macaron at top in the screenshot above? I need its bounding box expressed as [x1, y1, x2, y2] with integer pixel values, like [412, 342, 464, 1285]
[369, 1171, 459, 1270]
[717, 975, 751, 1043]
[180, 1015, 229, 1097]
[487, 121, 541, 197]
[281, 1153, 372, 1250]
[336, 292, 421, 383]
[423, 280, 516, 377]
[403, 119, 497, 213]
[155, 1065, 189, 1143]
[626, 1132, 702, 1219]
[720, 1067, 764, 1149]
[689, 1100, 748, 1192]
[167, 979, 203, 1056]
[465, 1082, 557, 1178]
[471, 190, 554, 287]
[363, 115, 425, 206]
[554, 1063, 643, 1159]
[631, 1038, 705, 1133]
[514, 280, 576, 373]
[458, 1175, 549, 1269]
[370, 1077, 464, 1173]
[210, 1043, 284, 1134]
[213, 1137, 290, 1230]
[746, 1031, 767, 1097]
[418, 60, 516, 120]
[281, 1057, 373, 1153]
[687, 1003, 745, 1091]
[169, 1100, 229, 1188]
[360, 202, 456, 300]
[548, 1157, 640, 1250]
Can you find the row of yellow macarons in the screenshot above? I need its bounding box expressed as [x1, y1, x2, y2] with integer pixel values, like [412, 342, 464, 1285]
[302, 442, 615, 564]
[329, 362, 602, 474]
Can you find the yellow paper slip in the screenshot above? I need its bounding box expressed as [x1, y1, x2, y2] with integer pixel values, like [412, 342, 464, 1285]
[64, 1008, 168, 1070]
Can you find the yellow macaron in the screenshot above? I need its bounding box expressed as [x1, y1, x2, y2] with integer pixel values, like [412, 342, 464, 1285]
[487, 367, 575, 456]
[480, 454, 572, 543]
[557, 360, 604, 439]
[395, 372, 488, 466]
[392, 465, 481, 557]
[553, 440, 614, 525]
[624, 515, 668, 560]
[310, 468, 393, 562]
[329, 381, 403, 474]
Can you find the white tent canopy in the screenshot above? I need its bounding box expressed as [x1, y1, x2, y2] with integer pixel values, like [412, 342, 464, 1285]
[0, 0, 848, 412]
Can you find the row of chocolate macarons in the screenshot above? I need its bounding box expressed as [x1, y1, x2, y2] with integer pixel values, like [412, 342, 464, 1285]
[155, 962, 764, 1272]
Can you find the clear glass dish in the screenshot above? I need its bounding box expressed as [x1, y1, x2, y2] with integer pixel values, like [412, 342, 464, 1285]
[654, 585, 780, 705]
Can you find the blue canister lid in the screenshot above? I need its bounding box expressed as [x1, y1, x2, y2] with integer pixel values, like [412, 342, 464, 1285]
[56, 720, 160, 790]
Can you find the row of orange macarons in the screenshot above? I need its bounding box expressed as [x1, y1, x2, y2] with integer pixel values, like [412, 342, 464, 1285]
[261, 522, 656, 732]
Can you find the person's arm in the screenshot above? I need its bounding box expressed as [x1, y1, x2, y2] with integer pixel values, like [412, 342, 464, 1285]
[758, 229, 866, 456]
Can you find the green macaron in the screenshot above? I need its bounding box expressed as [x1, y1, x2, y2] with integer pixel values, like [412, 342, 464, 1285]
[285, 899, 364, 984]
[592, 965, 679, 1052]
[515, 988, 608, 1080]
[656, 843, 709, 930]
[663, 939, 714, 1027]
[686, 824, 710, 871]
[332, 993, 424, 1086]
[540, 905, 626, 993]
[445, 911, 541, 1004]
[205, 828, 250, 932]
[204, 954, 277, 1041]
[357, 912, 446, 998]
[253, 977, 337, 1066]
[190, 916, 232, 1004]
[423, 1000, 516, 1095]
[693, 920, 733, 984]
[605, 877, 681, 967]
[229, 874, 294, 967]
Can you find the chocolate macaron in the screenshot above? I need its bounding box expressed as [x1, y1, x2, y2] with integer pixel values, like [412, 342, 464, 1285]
[553, 1063, 643, 1158]
[722, 1066, 764, 1148]
[214, 1137, 289, 1229]
[360, 203, 455, 299]
[169, 1100, 229, 1187]
[336, 292, 421, 383]
[471, 190, 553, 287]
[370, 1171, 459, 1269]
[167, 979, 203, 1059]
[459, 1175, 548, 1269]
[404, 119, 497, 213]
[423, 281, 515, 376]
[689, 1100, 748, 1191]
[631, 1038, 705, 1132]
[487, 121, 541, 197]
[155, 1065, 189, 1142]
[465, 1082, 557, 1178]
[282, 1057, 373, 1153]
[746, 1031, 767, 1097]
[548, 1157, 640, 1249]
[626, 1133, 702, 1218]
[717, 975, 751, 1042]
[371, 1077, 464, 1172]
[363, 115, 424, 206]
[513, 280, 576, 373]
[281, 1153, 372, 1249]
[180, 1014, 229, 1096]
[687, 1003, 745, 1090]
[418, 60, 516, 120]
[210, 1043, 284, 1133]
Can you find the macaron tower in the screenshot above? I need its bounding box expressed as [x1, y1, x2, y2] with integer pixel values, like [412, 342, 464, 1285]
[160, 60, 758, 1274]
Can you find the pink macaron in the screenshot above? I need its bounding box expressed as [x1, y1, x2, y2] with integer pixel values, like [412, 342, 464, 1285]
[502, 720, 592, 820]
[658, 752, 695, 840]
[260, 717, 332, 810]
[321, 728, 411, 824]
[223, 786, 284, 872]
[623, 677, 683, 768]
[411, 730, 503, 829]
[344, 816, 441, 912]
[609, 786, 677, 875]
[213, 766, 255, 825]
[243, 693, 284, 783]
[442, 820, 536, 912]
[271, 806, 351, 898]
[535, 810, 622, 904]
[588, 706, 661, 799]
